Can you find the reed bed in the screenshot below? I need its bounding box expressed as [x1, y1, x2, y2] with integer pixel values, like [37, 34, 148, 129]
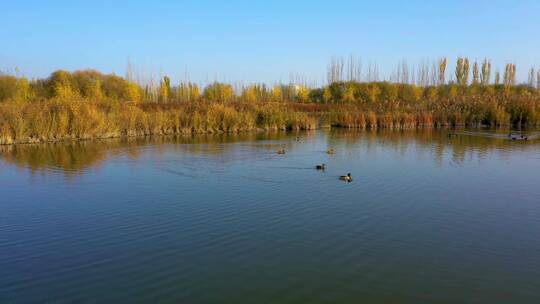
[0, 99, 318, 144]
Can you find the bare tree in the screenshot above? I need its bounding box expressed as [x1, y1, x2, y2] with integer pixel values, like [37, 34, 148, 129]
[528, 67, 535, 87]
[327, 56, 345, 84]
[417, 60, 430, 87]
[430, 61, 437, 86]
[126, 57, 134, 83]
[395, 59, 409, 84]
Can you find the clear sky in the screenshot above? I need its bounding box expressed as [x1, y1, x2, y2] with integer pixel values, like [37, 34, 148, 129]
[2, 0, 539, 84]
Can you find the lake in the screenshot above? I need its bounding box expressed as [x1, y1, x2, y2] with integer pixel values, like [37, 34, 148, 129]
[1, 129, 540, 303]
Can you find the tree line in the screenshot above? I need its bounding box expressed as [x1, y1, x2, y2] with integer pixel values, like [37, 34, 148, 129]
[1, 57, 539, 105]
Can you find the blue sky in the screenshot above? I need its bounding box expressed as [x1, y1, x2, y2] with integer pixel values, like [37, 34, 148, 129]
[1, 0, 539, 84]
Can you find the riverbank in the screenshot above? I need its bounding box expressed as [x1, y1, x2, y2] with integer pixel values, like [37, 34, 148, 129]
[2, 68, 540, 144]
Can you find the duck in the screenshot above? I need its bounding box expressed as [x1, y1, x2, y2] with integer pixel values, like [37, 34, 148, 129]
[295, 136, 301, 141]
[277, 149, 286, 155]
[509, 133, 519, 140]
[315, 163, 326, 170]
[339, 173, 353, 182]
[327, 148, 335, 154]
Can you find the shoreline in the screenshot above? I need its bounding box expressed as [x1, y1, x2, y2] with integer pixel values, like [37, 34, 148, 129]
[0, 124, 528, 146]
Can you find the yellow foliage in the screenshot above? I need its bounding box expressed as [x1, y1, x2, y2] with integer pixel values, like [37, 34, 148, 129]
[343, 84, 355, 103]
[125, 83, 141, 102]
[54, 82, 79, 100]
[203, 83, 234, 103]
[271, 85, 282, 102]
[323, 87, 332, 103]
[296, 85, 309, 103]
[242, 85, 258, 103]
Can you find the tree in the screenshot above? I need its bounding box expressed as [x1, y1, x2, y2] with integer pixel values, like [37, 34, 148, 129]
[480, 59, 491, 85]
[366, 83, 381, 103]
[296, 85, 310, 103]
[528, 68, 535, 88]
[242, 85, 258, 103]
[88, 79, 103, 100]
[190, 83, 200, 101]
[342, 83, 355, 103]
[438, 58, 447, 85]
[101, 74, 131, 100]
[322, 87, 332, 103]
[203, 82, 234, 103]
[242, 84, 269, 103]
[125, 82, 141, 102]
[472, 61, 479, 85]
[177, 82, 200, 102]
[455, 58, 470, 86]
[0, 75, 18, 101]
[72, 70, 104, 99]
[271, 85, 283, 102]
[14, 78, 30, 101]
[327, 56, 344, 83]
[48, 70, 79, 99]
[503, 63, 516, 86]
[159, 76, 171, 102]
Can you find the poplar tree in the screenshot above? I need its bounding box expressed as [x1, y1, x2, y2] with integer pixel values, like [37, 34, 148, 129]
[126, 82, 141, 102]
[296, 85, 310, 103]
[271, 85, 282, 102]
[159, 76, 171, 102]
[15, 78, 30, 101]
[455, 58, 470, 86]
[439, 58, 447, 85]
[203, 82, 234, 103]
[472, 61, 479, 85]
[480, 59, 491, 85]
[528, 68, 535, 87]
[504, 64, 516, 86]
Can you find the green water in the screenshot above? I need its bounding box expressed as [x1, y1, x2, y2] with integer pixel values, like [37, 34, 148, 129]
[1, 129, 539, 303]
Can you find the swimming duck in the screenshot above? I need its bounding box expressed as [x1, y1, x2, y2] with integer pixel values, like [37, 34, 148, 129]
[339, 173, 353, 182]
[327, 148, 335, 154]
[277, 149, 286, 155]
[316, 163, 326, 170]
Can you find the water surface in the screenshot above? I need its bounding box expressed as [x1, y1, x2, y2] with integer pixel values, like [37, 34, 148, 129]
[1, 130, 540, 303]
